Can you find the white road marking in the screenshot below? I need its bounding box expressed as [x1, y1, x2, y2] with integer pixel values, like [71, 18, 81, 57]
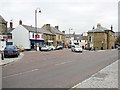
[55, 61, 73, 66]
[2, 69, 39, 79]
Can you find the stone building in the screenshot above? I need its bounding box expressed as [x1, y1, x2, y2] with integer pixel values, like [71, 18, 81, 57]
[87, 24, 115, 50]
[0, 15, 7, 50]
[41, 24, 65, 47]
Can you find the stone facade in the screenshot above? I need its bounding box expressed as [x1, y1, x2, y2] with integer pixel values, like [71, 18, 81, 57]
[88, 24, 115, 50]
[41, 24, 65, 47]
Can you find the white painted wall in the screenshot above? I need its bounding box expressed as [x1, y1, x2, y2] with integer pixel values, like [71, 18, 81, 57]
[70, 37, 87, 47]
[0, 41, 6, 51]
[12, 25, 30, 49]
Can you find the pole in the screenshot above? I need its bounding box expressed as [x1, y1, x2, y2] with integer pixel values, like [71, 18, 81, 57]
[93, 31, 94, 50]
[35, 8, 41, 51]
[1, 51, 4, 60]
[35, 10, 37, 51]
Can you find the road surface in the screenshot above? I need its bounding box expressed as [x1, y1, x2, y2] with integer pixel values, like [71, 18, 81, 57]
[2, 49, 118, 88]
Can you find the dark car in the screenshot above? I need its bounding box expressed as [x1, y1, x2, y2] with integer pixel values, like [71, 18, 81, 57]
[4, 45, 20, 58]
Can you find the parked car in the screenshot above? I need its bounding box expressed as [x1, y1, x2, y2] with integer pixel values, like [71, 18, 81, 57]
[4, 45, 20, 57]
[41, 46, 51, 51]
[68, 44, 72, 48]
[56, 45, 63, 50]
[71, 45, 83, 53]
[118, 45, 120, 50]
[49, 46, 55, 50]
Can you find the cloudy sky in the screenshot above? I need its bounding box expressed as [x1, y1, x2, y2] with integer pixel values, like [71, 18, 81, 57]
[0, 0, 119, 34]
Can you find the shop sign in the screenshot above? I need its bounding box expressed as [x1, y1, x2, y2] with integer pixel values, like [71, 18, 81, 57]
[0, 35, 7, 40]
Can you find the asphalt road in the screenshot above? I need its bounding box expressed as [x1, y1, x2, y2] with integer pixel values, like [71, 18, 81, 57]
[2, 49, 118, 88]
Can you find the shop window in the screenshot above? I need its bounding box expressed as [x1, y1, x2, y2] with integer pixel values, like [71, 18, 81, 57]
[89, 36, 92, 42]
[32, 33, 34, 38]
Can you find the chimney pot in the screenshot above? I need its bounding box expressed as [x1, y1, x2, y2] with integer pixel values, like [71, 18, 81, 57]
[45, 24, 50, 31]
[62, 31, 65, 34]
[10, 20, 13, 28]
[97, 23, 101, 28]
[111, 25, 113, 30]
[19, 20, 22, 25]
[55, 26, 59, 30]
[92, 26, 95, 29]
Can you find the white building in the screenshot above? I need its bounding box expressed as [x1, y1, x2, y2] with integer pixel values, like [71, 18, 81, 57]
[66, 33, 88, 49]
[0, 35, 7, 50]
[12, 21, 44, 50]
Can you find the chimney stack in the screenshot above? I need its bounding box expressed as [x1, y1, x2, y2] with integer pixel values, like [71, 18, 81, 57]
[55, 26, 59, 30]
[111, 25, 113, 30]
[19, 20, 22, 25]
[97, 23, 101, 28]
[46, 24, 50, 31]
[92, 26, 95, 29]
[62, 31, 65, 34]
[10, 20, 13, 29]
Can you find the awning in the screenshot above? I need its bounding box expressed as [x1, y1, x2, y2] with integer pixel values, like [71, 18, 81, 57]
[30, 38, 44, 41]
[48, 40, 53, 43]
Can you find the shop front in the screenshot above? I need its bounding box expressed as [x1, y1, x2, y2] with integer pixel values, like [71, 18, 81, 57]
[30, 39, 44, 50]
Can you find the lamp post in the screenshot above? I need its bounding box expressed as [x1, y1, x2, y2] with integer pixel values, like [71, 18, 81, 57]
[35, 8, 41, 51]
[69, 28, 72, 39]
[69, 28, 72, 45]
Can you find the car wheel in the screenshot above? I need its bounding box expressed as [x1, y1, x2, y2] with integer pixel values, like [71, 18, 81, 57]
[4, 55, 7, 58]
[16, 54, 19, 57]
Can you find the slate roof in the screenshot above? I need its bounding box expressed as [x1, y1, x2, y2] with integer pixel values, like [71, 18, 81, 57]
[66, 34, 82, 40]
[7, 28, 15, 33]
[88, 26, 109, 33]
[0, 15, 6, 24]
[50, 26, 65, 35]
[65, 34, 74, 38]
[22, 25, 54, 35]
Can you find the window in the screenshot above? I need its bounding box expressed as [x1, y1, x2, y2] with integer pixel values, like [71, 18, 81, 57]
[6, 42, 13, 45]
[58, 35, 60, 39]
[52, 36, 54, 41]
[32, 33, 34, 38]
[7, 33, 12, 39]
[46, 35, 48, 39]
[89, 36, 92, 42]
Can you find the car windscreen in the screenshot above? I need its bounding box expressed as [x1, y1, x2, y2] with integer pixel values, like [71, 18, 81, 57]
[75, 45, 80, 48]
[5, 46, 16, 49]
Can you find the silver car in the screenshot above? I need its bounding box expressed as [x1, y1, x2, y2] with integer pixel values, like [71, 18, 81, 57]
[41, 46, 51, 51]
[71, 45, 83, 53]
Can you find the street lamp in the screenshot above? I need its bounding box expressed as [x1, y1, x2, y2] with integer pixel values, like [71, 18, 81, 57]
[69, 28, 72, 45]
[69, 28, 72, 39]
[35, 8, 41, 51]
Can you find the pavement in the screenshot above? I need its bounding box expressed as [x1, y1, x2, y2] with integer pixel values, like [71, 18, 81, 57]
[71, 60, 118, 89]
[0, 53, 24, 66]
